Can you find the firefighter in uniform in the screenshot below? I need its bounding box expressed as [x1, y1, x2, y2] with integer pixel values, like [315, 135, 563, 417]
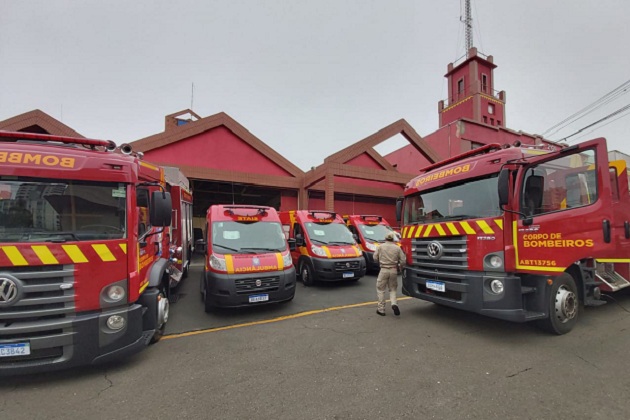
[373, 231, 406, 316]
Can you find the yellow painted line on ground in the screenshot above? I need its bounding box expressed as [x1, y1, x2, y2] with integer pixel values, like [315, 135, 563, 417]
[163, 297, 413, 341]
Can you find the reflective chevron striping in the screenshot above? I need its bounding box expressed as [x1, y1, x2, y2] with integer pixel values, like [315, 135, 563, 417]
[92, 244, 116, 262]
[1, 246, 28, 266]
[476, 220, 494, 234]
[32, 245, 59, 265]
[400, 219, 505, 239]
[119, 243, 127, 254]
[62, 245, 88, 263]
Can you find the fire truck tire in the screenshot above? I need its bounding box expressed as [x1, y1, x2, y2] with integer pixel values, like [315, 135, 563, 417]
[150, 286, 169, 344]
[536, 273, 579, 335]
[299, 262, 315, 287]
[202, 280, 214, 313]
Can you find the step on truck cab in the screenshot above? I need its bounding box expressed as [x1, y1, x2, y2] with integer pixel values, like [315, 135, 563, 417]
[0, 131, 173, 375]
[344, 214, 398, 272]
[279, 210, 366, 286]
[201, 205, 296, 311]
[396, 139, 630, 335]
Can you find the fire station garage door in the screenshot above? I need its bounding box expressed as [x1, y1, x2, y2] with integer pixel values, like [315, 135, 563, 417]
[190, 180, 283, 218]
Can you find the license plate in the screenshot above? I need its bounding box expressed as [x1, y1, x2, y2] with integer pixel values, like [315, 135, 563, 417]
[426, 280, 446, 292]
[0, 342, 31, 357]
[249, 294, 269, 303]
[343, 272, 354, 278]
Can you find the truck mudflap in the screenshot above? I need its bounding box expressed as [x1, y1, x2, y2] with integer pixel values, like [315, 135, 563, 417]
[310, 257, 366, 281]
[402, 268, 547, 323]
[204, 267, 297, 308]
[0, 304, 150, 377]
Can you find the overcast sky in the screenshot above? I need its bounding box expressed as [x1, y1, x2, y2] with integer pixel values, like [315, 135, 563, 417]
[1, 0, 628, 171]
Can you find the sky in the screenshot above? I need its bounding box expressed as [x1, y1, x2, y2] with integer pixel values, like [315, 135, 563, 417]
[1, 0, 629, 171]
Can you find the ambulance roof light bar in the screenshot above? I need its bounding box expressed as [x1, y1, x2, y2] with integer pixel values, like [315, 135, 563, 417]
[308, 210, 336, 220]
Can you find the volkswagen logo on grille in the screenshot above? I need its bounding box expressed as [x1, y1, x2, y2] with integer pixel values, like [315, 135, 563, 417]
[346, 262, 350, 268]
[427, 241, 444, 260]
[255, 279, 262, 287]
[0, 277, 19, 306]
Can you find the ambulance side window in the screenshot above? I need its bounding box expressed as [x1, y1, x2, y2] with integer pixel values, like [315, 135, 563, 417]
[294, 223, 304, 246]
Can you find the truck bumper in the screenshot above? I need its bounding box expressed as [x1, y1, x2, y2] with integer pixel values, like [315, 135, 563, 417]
[402, 267, 547, 323]
[0, 304, 151, 377]
[204, 267, 296, 308]
[310, 257, 366, 281]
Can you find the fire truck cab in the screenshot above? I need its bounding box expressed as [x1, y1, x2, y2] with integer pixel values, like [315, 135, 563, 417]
[0, 131, 174, 375]
[279, 210, 366, 286]
[201, 205, 296, 311]
[344, 214, 397, 272]
[397, 138, 630, 334]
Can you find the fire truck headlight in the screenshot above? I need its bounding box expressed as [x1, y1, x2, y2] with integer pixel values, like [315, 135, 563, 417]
[490, 279, 504, 294]
[106, 285, 126, 302]
[311, 245, 327, 257]
[488, 255, 503, 269]
[365, 242, 377, 252]
[106, 315, 126, 331]
[282, 252, 293, 267]
[210, 254, 227, 271]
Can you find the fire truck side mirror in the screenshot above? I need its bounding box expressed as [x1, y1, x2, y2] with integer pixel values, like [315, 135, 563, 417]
[150, 191, 172, 227]
[295, 233, 304, 247]
[395, 198, 403, 223]
[287, 238, 297, 251]
[498, 169, 510, 207]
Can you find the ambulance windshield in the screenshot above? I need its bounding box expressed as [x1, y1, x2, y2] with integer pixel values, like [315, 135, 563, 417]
[212, 221, 287, 253]
[304, 222, 355, 245]
[0, 177, 127, 242]
[403, 174, 501, 224]
[358, 223, 393, 242]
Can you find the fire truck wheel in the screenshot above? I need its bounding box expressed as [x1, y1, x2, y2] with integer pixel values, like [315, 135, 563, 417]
[536, 273, 579, 335]
[151, 287, 169, 344]
[300, 262, 315, 287]
[202, 280, 214, 313]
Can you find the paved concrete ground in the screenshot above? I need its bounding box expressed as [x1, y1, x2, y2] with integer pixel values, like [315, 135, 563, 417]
[2, 258, 630, 420]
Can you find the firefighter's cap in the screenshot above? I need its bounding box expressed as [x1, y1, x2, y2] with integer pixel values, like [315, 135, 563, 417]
[385, 232, 395, 241]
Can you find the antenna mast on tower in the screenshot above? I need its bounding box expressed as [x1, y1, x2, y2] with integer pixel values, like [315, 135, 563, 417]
[462, 0, 473, 55]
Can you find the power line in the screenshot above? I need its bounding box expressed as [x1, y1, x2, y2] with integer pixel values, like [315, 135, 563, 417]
[562, 103, 630, 143]
[543, 79, 630, 137]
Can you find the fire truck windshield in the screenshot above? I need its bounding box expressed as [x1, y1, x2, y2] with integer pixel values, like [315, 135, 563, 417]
[403, 174, 501, 224]
[212, 221, 287, 253]
[0, 178, 127, 242]
[304, 222, 355, 245]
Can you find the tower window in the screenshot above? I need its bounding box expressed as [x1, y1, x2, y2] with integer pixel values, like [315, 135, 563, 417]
[457, 78, 465, 95]
[482, 74, 488, 93]
[488, 103, 495, 114]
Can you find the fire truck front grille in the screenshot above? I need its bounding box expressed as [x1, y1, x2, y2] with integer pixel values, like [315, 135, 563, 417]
[235, 276, 280, 294]
[0, 265, 76, 366]
[334, 261, 361, 271]
[411, 236, 468, 280]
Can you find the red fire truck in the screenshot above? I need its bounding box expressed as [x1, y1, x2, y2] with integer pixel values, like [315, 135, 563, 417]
[201, 205, 296, 311]
[344, 214, 398, 272]
[164, 166, 193, 286]
[396, 138, 630, 334]
[279, 210, 366, 286]
[0, 131, 174, 375]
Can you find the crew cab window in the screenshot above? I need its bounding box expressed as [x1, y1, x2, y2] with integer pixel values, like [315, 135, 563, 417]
[520, 149, 597, 217]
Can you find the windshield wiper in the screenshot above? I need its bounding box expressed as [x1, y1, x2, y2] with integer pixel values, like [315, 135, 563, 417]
[310, 238, 329, 245]
[327, 241, 355, 245]
[239, 247, 284, 253]
[213, 243, 241, 253]
[434, 215, 478, 221]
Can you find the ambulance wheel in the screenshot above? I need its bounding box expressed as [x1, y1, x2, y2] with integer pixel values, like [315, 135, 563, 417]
[536, 273, 579, 335]
[150, 286, 169, 344]
[300, 262, 315, 287]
